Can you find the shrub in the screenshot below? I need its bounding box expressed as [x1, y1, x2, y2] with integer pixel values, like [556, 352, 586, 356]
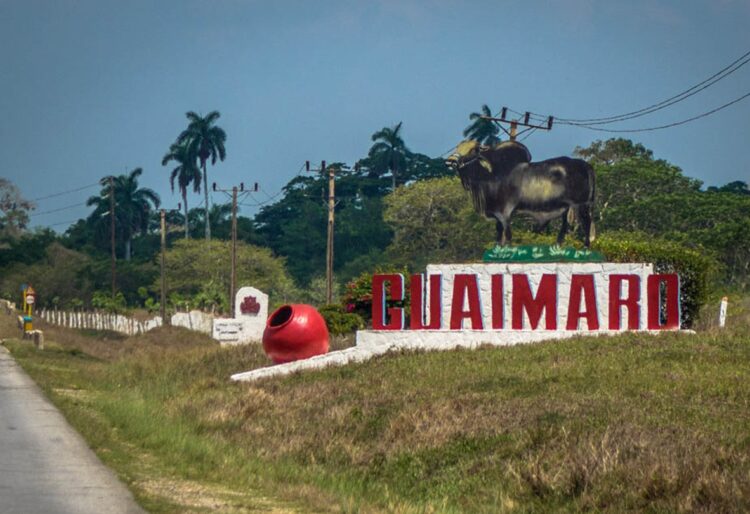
[318, 304, 365, 335]
[91, 291, 128, 313]
[342, 267, 410, 324]
[593, 232, 719, 327]
[481, 230, 718, 328]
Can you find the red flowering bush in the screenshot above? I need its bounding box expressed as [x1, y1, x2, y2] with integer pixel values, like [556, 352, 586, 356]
[342, 267, 410, 325]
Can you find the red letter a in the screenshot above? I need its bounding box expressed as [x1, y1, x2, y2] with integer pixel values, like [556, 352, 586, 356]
[450, 274, 483, 329]
[566, 274, 599, 330]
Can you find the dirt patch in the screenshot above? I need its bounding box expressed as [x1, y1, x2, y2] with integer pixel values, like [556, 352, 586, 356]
[138, 477, 298, 513]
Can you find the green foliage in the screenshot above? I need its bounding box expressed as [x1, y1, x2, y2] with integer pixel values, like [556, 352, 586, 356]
[85, 168, 161, 260]
[175, 110, 227, 240]
[255, 169, 393, 285]
[161, 239, 299, 312]
[463, 104, 500, 145]
[593, 233, 718, 327]
[192, 280, 229, 314]
[318, 304, 365, 335]
[383, 176, 494, 269]
[0, 229, 57, 268]
[0, 178, 34, 239]
[342, 267, 409, 323]
[0, 243, 93, 309]
[91, 291, 128, 313]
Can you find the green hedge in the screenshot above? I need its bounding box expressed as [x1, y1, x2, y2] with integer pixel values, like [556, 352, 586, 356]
[593, 232, 719, 327]
[318, 304, 365, 336]
[486, 230, 718, 328]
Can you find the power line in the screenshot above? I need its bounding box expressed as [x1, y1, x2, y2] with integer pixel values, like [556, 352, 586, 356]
[30, 201, 88, 217]
[553, 49, 750, 125]
[567, 89, 750, 133]
[30, 182, 100, 203]
[47, 219, 81, 228]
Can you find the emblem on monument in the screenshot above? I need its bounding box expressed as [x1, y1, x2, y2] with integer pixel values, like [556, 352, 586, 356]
[240, 296, 261, 315]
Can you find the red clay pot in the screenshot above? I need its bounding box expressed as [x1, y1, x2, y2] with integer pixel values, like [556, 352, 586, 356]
[262, 304, 329, 364]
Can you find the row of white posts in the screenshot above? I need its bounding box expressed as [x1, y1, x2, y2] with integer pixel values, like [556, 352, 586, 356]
[38, 309, 161, 336]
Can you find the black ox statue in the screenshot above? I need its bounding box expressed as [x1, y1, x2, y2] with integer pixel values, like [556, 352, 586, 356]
[446, 140, 596, 248]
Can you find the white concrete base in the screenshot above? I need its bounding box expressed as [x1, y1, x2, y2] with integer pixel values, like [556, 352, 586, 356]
[229, 328, 690, 382]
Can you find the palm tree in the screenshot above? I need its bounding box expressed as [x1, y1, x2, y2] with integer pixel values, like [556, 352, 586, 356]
[87, 168, 160, 261]
[463, 104, 501, 146]
[367, 122, 410, 190]
[187, 203, 231, 239]
[162, 141, 201, 239]
[177, 111, 227, 241]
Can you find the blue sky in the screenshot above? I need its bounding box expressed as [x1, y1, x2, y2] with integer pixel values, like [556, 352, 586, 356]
[1, 0, 748, 230]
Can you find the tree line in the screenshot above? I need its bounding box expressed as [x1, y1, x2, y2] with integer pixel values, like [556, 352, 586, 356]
[1, 104, 748, 312]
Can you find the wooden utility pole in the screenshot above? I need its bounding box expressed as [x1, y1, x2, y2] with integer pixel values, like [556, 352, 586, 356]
[481, 107, 554, 141]
[158, 205, 181, 326]
[306, 160, 336, 304]
[231, 186, 238, 314]
[160, 209, 168, 325]
[109, 176, 116, 298]
[325, 162, 335, 305]
[213, 182, 256, 314]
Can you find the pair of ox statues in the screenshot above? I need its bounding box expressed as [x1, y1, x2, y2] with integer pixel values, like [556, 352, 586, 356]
[446, 140, 596, 248]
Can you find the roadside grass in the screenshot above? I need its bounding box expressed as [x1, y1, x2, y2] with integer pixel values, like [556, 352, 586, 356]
[2, 310, 750, 512]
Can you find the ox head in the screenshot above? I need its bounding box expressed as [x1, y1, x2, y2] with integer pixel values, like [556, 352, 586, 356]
[446, 140, 493, 173]
[446, 140, 534, 174]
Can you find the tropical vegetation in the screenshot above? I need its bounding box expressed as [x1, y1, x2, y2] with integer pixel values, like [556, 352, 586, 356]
[1, 108, 749, 316]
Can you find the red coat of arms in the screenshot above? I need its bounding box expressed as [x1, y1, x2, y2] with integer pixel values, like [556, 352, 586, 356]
[240, 296, 261, 315]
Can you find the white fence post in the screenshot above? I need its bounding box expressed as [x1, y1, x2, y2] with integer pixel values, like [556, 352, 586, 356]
[719, 296, 728, 328]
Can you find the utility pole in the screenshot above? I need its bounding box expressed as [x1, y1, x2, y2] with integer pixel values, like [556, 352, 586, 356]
[109, 176, 116, 299]
[159, 205, 181, 326]
[231, 186, 238, 314]
[213, 182, 256, 314]
[306, 160, 337, 305]
[160, 209, 167, 325]
[481, 107, 554, 141]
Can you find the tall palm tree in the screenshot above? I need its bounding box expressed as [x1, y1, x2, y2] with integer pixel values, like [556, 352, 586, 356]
[177, 111, 226, 241]
[162, 141, 201, 239]
[463, 104, 501, 146]
[87, 168, 160, 261]
[367, 122, 410, 190]
[187, 203, 231, 239]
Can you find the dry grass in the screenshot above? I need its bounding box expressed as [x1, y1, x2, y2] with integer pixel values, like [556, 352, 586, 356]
[3, 306, 750, 512]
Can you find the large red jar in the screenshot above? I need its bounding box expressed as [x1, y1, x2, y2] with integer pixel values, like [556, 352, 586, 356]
[262, 304, 329, 364]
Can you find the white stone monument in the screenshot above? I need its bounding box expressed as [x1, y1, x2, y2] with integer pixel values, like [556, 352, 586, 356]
[212, 286, 269, 345]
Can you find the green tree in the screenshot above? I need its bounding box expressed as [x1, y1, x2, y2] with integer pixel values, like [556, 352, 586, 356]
[574, 137, 654, 165]
[706, 180, 750, 195]
[383, 176, 493, 270]
[254, 168, 394, 285]
[161, 141, 201, 239]
[177, 111, 227, 241]
[160, 239, 299, 311]
[574, 139, 702, 227]
[366, 122, 410, 190]
[188, 203, 232, 240]
[463, 104, 500, 146]
[0, 178, 34, 240]
[86, 168, 160, 261]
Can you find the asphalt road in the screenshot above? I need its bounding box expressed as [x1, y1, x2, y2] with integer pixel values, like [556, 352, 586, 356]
[0, 345, 144, 514]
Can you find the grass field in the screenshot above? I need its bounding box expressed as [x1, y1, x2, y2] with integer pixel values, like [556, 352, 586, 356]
[2, 306, 749, 513]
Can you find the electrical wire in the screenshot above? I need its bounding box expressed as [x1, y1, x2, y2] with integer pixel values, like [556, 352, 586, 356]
[30, 182, 100, 203]
[30, 201, 88, 217]
[47, 219, 81, 228]
[566, 89, 750, 133]
[552, 49, 750, 125]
